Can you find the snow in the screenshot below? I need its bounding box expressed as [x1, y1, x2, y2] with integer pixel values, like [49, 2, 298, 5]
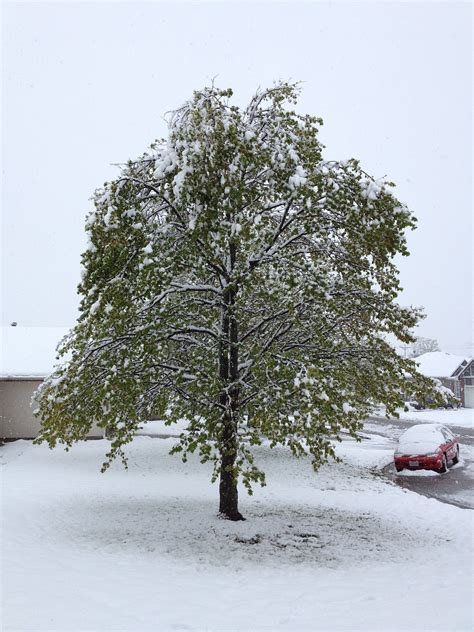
[396, 424, 446, 455]
[136, 419, 191, 436]
[397, 468, 439, 478]
[0, 326, 69, 377]
[360, 177, 386, 201]
[89, 299, 101, 315]
[288, 165, 307, 190]
[2, 432, 472, 631]
[414, 351, 467, 378]
[397, 407, 474, 429]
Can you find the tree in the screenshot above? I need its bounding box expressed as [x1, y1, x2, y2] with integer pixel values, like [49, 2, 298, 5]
[35, 82, 438, 520]
[410, 337, 440, 358]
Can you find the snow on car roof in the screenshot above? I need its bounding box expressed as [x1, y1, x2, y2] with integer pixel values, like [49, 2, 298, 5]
[401, 423, 445, 436]
[397, 424, 448, 455]
[398, 424, 449, 441]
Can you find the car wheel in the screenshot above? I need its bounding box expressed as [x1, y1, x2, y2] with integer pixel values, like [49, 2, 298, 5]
[452, 446, 460, 465]
[438, 454, 449, 474]
[395, 465, 403, 473]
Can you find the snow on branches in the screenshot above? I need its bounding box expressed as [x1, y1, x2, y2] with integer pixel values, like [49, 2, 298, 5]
[35, 82, 440, 519]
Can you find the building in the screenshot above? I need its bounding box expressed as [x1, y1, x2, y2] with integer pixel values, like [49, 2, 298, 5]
[414, 351, 473, 408]
[0, 326, 101, 439]
[452, 359, 474, 408]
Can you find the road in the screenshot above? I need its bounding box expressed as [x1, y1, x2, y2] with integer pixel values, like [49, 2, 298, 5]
[363, 416, 474, 510]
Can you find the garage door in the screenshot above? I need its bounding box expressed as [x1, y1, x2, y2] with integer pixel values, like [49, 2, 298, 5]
[465, 386, 474, 408]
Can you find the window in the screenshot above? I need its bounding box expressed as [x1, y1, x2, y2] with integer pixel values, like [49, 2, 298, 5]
[441, 428, 454, 442]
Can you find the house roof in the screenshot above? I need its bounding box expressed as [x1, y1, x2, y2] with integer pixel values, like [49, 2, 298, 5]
[414, 351, 467, 379]
[456, 358, 474, 378]
[0, 326, 69, 378]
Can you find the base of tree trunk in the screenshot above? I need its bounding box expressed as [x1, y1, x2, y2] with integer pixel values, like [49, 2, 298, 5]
[217, 511, 246, 521]
[219, 454, 244, 521]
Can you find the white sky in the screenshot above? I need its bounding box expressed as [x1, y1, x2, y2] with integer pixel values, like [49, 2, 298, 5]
[1, 1, 472, 355]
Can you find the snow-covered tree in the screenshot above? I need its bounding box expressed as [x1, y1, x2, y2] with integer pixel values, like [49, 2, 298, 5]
[35, 83, 439, 520]
[409, 337, 440, 358]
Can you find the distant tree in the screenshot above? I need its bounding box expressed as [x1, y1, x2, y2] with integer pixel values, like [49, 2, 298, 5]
[35, 83, 439, 520]
[410, 337, 440, 358]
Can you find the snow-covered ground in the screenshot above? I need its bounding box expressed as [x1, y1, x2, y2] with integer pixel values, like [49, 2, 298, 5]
[136, 418, 190, 435]
[376, 406, 473, 429]
[138, 409, 474, 437]
[397, 407, 473, 428]
[2, 433, 472, 631]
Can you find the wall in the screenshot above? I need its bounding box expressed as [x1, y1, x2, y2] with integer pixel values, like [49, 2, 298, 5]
[0, 378, 102, 439]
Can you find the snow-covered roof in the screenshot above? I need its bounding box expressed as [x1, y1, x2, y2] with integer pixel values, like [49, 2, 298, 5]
[414, 351, 467, 379]
[455, 358, 474, 378]
[0, 326, 69, 378]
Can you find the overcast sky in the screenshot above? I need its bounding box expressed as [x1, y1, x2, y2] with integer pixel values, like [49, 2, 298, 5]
[2, 1, 472, 355]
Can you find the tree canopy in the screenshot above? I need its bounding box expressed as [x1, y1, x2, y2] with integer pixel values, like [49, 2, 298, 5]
[35, 82, 439, 520]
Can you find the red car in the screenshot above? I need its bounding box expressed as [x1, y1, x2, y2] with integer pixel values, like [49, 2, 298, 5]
[394, 424, 460, 473]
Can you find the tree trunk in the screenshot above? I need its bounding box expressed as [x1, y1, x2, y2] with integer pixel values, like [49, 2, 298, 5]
[218, 244, 244, 521]
[219, 413, 244, 521]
